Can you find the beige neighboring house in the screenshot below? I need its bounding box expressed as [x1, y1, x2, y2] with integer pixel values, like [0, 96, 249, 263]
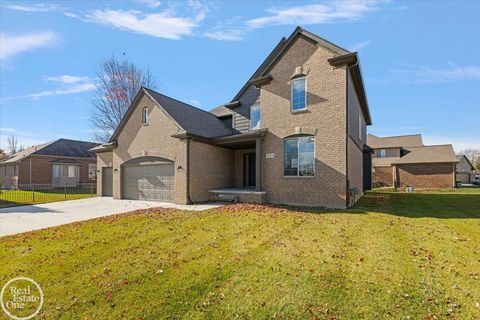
[0, 139, 98, 188]
[368, 134, 459, 188]
[91, 27, 373, 208]
[455, 155, 475, 184]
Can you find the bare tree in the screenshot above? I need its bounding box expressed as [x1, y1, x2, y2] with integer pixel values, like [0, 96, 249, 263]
[7, 135, 18, 155]
[90, 56, 157, 142]
[459, 148, 480, 171]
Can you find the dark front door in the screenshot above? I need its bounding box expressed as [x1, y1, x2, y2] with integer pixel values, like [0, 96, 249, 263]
[243, 153, 256, 188]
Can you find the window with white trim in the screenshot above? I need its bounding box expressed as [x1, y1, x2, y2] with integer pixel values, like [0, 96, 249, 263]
[284, 136, 315, 176]
[142, 107, 149, 124]
[250, 105, 261, 130]
[291, 77, 306, 111]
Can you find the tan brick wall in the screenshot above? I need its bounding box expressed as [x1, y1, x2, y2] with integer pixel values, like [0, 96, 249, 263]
[372, 148, 401, 167]
[14, 156, 95, 186]
[260, 35, 348, 208]
[189, 140, 234, 202]
[112, 93, 188, 204]
[372, 166, 394, 187]
[96, 151, 113, 196]
[347, 136, 363, 205]
[0, 164, 18, 187]
[395, 163, 455, 188]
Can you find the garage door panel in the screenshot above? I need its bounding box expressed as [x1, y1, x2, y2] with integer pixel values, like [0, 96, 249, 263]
[122, 163, 174, 202]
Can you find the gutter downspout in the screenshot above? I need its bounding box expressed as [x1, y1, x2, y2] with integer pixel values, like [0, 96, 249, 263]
[185, 138, 193, 204]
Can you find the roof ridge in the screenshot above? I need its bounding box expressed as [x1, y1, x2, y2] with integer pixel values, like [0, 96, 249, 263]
[55, 138, 98, 144]
[144, 87, 215, 117]
[371, 134, 422, 139]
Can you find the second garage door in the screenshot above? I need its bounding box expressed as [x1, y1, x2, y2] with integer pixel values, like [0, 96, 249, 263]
[122, 158, 174, 202]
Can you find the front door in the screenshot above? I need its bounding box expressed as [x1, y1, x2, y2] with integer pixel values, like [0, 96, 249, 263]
[243, 153, 256, 188]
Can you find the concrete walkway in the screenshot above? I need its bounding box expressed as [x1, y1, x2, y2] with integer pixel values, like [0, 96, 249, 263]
[0, 197, 222, 237]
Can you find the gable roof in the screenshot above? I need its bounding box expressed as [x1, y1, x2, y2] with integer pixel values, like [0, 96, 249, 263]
[145, 88, 235, 138]
[367, 134, 424, 149]
[110, 88, 235, 143]
[0, 139, 98, 164]
[393, 145, 458, 165]
[456, 154, 475, 170]
[228, 26, 349, 106]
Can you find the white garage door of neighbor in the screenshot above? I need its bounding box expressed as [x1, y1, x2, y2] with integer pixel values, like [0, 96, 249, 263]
[457, 172, 471, 184]
[122, 160, 174, 202]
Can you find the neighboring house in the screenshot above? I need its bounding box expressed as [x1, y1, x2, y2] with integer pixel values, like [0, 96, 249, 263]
[368, 134, 424, 186]
[455, 155, 475, 184]
[368, 134, 458, 188]
[91, 27, 372, 208]
[0, 139, 99, 188]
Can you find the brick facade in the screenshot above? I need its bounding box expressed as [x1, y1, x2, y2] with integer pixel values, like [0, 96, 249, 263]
[97, 31, 370, 208]
[394, 163, 455, 188]
[372, 166, 394, 187]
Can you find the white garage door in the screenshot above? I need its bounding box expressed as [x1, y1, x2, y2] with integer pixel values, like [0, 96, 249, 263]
[122, 157, 174, 202]
[457, 172, 471, 184]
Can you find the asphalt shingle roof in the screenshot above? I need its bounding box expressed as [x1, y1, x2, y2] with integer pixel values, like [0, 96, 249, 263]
[145, 88, 235, 138]
[367, 134, 424, 149]
[0, 139, 98, 164]
[393, 145, 458, 165]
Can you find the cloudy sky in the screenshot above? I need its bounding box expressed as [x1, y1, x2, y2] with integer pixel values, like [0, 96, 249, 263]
[1, 0, 479, 151]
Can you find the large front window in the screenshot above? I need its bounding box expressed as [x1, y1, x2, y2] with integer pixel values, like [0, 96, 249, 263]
[53, 165, 78, 178]
[291, 77, 306, 111]
[284, 136, 315, 176]
[250, 105, 261, 130]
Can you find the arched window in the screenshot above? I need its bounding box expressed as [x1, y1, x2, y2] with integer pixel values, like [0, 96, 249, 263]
[284, 136, 315, 177]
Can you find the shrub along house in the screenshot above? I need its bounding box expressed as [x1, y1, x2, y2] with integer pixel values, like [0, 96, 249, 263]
[0, 139, 98, 188]
[91, 27, 372, 208]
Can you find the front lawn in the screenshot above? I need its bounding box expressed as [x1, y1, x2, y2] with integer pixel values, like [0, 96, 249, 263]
[0, 189, 95, 208]
[0, 189, 479, 319]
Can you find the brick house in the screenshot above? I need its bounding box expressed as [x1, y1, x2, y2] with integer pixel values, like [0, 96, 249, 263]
[368, 134, 459, 188]
[0, 139, 98, 188]
[91, 27, 372, 208]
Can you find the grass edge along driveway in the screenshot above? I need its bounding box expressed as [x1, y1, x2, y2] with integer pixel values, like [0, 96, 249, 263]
[0, 188, 479, 319]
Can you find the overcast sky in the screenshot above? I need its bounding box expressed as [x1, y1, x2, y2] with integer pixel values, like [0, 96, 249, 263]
[1, 0, 479, 151]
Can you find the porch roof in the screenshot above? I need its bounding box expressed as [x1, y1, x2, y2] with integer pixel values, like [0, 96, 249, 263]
[173, 129, 267, 150]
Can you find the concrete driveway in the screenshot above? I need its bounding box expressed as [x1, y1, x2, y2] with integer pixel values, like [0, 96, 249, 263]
[0, 197, 222, 237]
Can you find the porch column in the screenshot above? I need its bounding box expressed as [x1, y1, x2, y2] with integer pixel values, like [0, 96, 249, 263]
[255, 138, 262, 191]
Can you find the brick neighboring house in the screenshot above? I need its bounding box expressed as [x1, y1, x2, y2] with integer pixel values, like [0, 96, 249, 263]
[0, 139, 99, 188]
[368, 134, 459, 188]
[91, 27, 373, 208]
[455, 155, 475, 184]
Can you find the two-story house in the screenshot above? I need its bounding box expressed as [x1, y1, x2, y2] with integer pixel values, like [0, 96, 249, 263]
[91, 27, 372, 208]
[368, 134, 459, 188]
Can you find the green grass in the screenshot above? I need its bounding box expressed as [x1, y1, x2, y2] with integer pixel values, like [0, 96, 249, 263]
[1, 189, 479, 319]
[0, 189, 95, 208]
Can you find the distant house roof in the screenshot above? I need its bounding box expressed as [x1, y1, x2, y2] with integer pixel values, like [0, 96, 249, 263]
[456, 155, 475, 170]
[367, 134, 424, 149]
[393, 145, 458, 165]
[0, 139, 98, 164]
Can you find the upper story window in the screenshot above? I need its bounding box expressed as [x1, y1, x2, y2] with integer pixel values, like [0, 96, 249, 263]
[142, 107, 149, 124]
[284, 136, 315, 177]
[376, 149, 386, 158]
[250, 105, 261, 130]
[291, 77, 306, 111]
